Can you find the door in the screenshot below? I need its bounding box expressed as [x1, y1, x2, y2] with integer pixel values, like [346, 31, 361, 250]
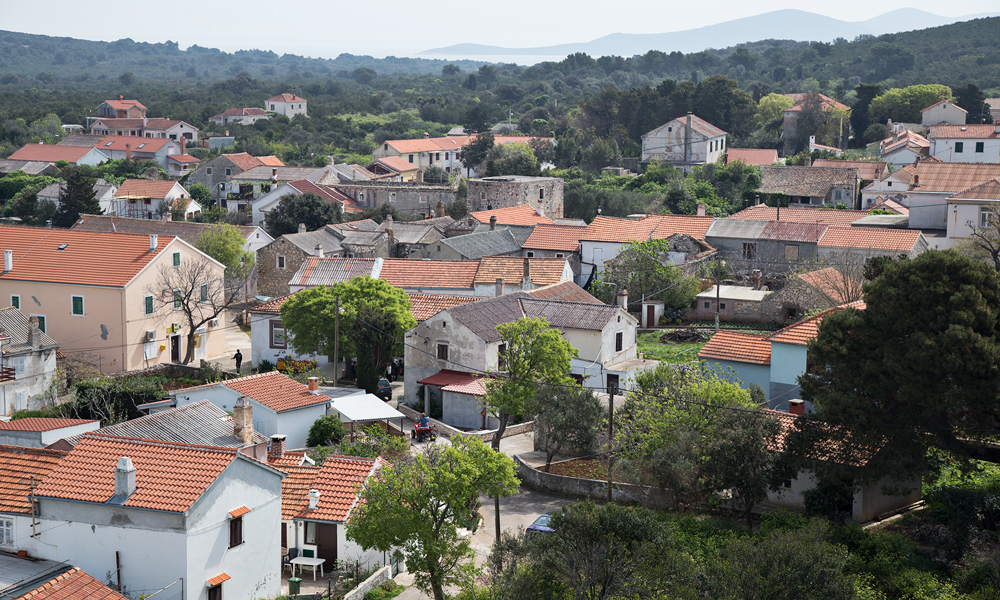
[646, 305, 655, 328]
[170, 335, 181, 363]
[315, 523, 338, 569]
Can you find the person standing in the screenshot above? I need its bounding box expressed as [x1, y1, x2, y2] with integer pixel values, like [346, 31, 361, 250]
[233, 349, 243, 373]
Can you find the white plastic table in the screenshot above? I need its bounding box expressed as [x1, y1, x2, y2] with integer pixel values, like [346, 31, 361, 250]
[290, 556, 326, 580]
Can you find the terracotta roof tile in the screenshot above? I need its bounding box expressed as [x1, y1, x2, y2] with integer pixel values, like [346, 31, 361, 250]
[229, 505, 250, 518]
[758, 165, 858, 197]
[0, 418, 97, 432]
[372, 156, 418, 173]
[522, 224, 586, 252]
[818, 226, 922, 251]
[725, 148, 779, 166]
[698, 331, 771, 365]
[759, 221, 828, 242]
[267, 94, 306, 102]
[525, 281, 601, 304]
[12, 567, 129, 600]
[796, 267, 861, 304]
[581, 214, 713, 243]
[950, 177, 1000, 200]
[34, 435, 238, 512]
[379, 259, 480, 289]
[103, 99, 147, 111]
[115, 179, 181, 199]
[168, 154, 200, 164]
[907, 162, 1000, 191]
[385, 139, 443, 154]
[812, 160, 887, 181]
[225, 152, 266, 171]
[474, 256, 567, 286]
[221, 371, 331, 413]
[72, 215, 262, 246]
[258, 155, 285, 166]
[418, 369, 489, 396]
[95, 137, 173, 153]
[407, 293, 480, 321]
[764, 409, 882, 467]
[784, 93, 850, 113]
[0, 225, 176, 287]
[8, 144, 98, 163]
[470, 205, 554, 226]
[207, 573, 231, 587]
[766, 300, 865, 346]
[0, 445, 67, 514]
[645, 114, 726, 138]
[928, 124, 998, 139]
[252, 294, 294, 314]
[293, 456, 379, 522]
[268, 451, 308, 469]
[728, 205, 870, 227]
[280, 465, 321, 520]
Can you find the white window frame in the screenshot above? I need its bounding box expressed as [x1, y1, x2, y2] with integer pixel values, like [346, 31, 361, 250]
[71, 295, 85, 316]
[0, 517, 12, 546]
[30, 314, 46, 333]
[10, 295, 19, 310]
[172, 252, 181, 268]
[144, 294, 154, 315]
[982, 208, 992, 228]
[13, 356, 25, 375]
[14, 390, 27, 411]
[276, 255, 286, 270]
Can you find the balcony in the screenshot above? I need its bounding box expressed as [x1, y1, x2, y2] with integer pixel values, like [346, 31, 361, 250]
[0, 366, 14, 383]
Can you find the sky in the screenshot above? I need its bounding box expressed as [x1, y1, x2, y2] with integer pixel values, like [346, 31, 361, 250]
[0, 0, 997, 59]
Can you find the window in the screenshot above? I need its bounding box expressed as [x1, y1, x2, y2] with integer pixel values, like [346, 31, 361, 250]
[787, 307, 797, 319]
[435, 153, 440, 160]
[982, 209, 992, 228]
[14, 390, 27, 411]
[200, 283, 209, 303]
[539, 189, 545, 200]
[498, 343, 507, 370]
[276, 255, 286, 270]
[390, 193, 396, 203]
[0, 518, 12, 546]
[480, 191, 486, 200]
[384, 143, 388, 151]
[977, 142, 985, 153]
[615, 332, 623, 352]
[173, 290, 182, 310]
[956, 142, 964, 153]
[526, 251, 534, 257]
[71, 295, 84, 316]
[172, 252, 181, 267]
[408, 154, 414, 164]
[555, 253, 564, 258]
[225, 168, 232, 176]
[32, 315, 46, 333]
[741, 242, 757, 260]
[437, 344, 449, 361]
[784, 244, 800, 261]
[703, 302, 710, 309]
[13, 357, 25, 375]
[720, 302, 726, 310]
[208, 584, 222, 600]
[270, 321, 287, 349]
[832, 189, 843, 201]
[206, 167, 213, 175]
[10, 295, 19, 310]
[229, 516, 243, 548]
[305, 522, 317, 544]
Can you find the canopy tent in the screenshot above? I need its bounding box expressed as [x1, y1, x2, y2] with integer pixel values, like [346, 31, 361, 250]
[329, 394, 405, 440]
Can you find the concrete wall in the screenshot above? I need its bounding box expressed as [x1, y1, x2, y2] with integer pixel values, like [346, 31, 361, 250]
[403, 312, 486, 408]
[515, 454, 673, 509]
[0, 347, 58, 416]
[276, 404, 327, 449]
[702, 360, 771, 402]
[931, 138, 1000, 164]
[441, 391, 497, 431]
[344, 566, 392, 600]
[767, 470, 921, 523]
[641, 122, 725, 168]
[922, 103, 966, 125]
[249, 312, 328, 369]
[768, 342, 807, 411]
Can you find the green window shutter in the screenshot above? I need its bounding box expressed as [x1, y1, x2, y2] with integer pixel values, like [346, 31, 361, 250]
[72, 296, 84, 315]
[173, 252, 181, 267]
[11, 296, 18, 309]
[145, 296, 154, 315]
[173, 290, 182, 309]
[200, 284, 209, 302]
[36, 316, 46, 333]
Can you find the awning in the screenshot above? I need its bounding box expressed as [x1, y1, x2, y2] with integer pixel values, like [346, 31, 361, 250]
[330, 394, 405, 423]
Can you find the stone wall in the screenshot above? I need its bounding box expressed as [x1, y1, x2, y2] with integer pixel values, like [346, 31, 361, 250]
[761, 279, 835, 324]
[467, 177, 564, 218]
[335, 180, 458, 219]
[515, 454, 672, 509]
[396, 403, 533, 442]
[343, 566, 391, 600]
[257, 239, 308, 298]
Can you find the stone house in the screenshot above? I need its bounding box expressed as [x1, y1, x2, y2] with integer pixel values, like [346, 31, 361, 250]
[379, 218, 445, 257]
[761, 267, 860, 323]
[256, 227, 347, 297]
[757, 165, 860, 208]
[0, 307, 60, 415]
[413, 226, 528, 261]
[321, 178, 460, 220]
[695, 285, 771, 322]
[466, 176, 564, 218]
[266, 93, 307, 118]
[520, 224, 587, 278]
[781, 93, 850, 155]
[706, 219, 827, 282]
[187, 153, 284, 207]
[640, 113, 727, 173]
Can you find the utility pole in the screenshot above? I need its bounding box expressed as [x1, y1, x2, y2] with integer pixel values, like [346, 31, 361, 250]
[333, 296, 340, 387]
[715, 253, 721, 335]
[243, 254, 249, 326]
[607, 383, 615, 503]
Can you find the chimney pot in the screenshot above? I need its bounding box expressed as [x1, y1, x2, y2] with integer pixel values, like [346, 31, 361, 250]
[308, 377, 319, 393]
[3, 250, 11, 273]
[314, 244, 323, 258]
[27, 316, 37, 347]
[436, 199, 445, 218]
[308, 489, 321, 510]
[149, 235, 158, 251]
[697, 203, 706, 216]
[268, 434, 286, 459]
[789, 399, 805, 415]
[804, 157, 812, 167]
[489, 215, 497, 230]
[233, 396, 254, 445]
[617, 289, 628, 310]
[521, 257, 531, 290]
[114, 456, 137, 498]
[298, 223, 307, 234]
[495, 277, 504, 297]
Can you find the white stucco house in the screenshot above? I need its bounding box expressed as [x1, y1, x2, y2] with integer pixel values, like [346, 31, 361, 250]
[266, 93, 308, 118]
[0, 444, 67, 559]
[31, 434, 285, 600]
[641, 113, 727, 173]
[406, 291, 657, 430]
[248, 294, 330, 370]
[0, 307, 60, 416]
[921, 100, 967, 126]
[946, 177, 1000, 247]
[36, 179, 118, 215]
[164, 371, 331, 449]
[929, 124, 1000, 164]
[0, 418, 98, 448]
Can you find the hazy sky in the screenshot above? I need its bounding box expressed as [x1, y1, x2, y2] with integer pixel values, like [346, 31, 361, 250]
[1, 0, 996, 58]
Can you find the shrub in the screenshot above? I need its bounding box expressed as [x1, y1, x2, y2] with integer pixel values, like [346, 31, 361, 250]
[307, 415, 347, 447]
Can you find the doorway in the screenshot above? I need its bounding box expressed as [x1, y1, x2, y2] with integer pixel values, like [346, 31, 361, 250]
[170, 335, 181, 363]
[646, 305, 655, 328]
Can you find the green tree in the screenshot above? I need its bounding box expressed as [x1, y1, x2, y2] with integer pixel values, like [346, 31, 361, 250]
[263, 191, 341, 237]
[423, 165, 448, 183]
[306, 414, 346, 447]
[754, 93, 795, 129]
[483, 143, 541, 177]
[29, 113, 63, 144]
[534, 384, 604, 472]
[194, 223, 254, 279]
[347, 438, 519, 600]
[591, 239, 702, 310]
[53, 165, 101, 227]
[800, 250, 1000, 479]
[460, 132, 494, 176]
[954, 209, 1000, 271]
[702, 410, 793, 527]
[868, 84, 952, 124]
[187, 182, 212, 207]
[850, 84, 881, 148]
[954, 83, 993, 124]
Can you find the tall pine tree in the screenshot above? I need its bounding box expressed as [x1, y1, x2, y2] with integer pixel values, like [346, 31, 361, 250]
[54, 165, 101, 227]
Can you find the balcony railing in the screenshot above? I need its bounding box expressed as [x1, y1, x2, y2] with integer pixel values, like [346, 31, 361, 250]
[0, 366, 14, 383]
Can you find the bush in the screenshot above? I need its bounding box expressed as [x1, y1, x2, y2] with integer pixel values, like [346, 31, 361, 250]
[256, 359, 276, 373]
[363, 581, 404, 600]
[70, 376, 166, 424]
[307, 415, 347, 447]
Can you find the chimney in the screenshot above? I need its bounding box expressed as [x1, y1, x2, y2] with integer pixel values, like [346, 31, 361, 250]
[308, 489, 321, 510]
[495, 277, 504, 297]
[913, 175, 920, 187]
[808, 135, 815, 149]
[298, 223, 307, 234]
[536, 200, 545, 217]
[114, 457, 137, 498]
[307, 377, 319, 394]
[27, 316, 37, 348]
[697, 203, 706, 216]
[233, 396, 254, 445]
[119, 94, 123, 101]
[45, 220, 52, 228]
[314, 244, 323, 258]
[685, 112, 693, 163]
[268, 434, 286, 460]
[436, 200, 445, 218]
[788, 399, 805, 416]
[617, 289, 628, 310]
[521, 257, 531, 290]
[489, 215, 497, 230]
[149, 235, 158, 251]
[803, 156, 811, 167]
[423, 132, 429, 139]
[225, 130, 229, 137]
[180, 138, 186, 155]
[3, 250, 11, 273]
[995, 124, 1000, 134]
[125, 143, 131, 161]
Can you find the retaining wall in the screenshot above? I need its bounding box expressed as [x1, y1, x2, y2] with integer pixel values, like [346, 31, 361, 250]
[343, 565, 391, 600]
[396, 403, 533, 441]
[514, 454, 672, 509]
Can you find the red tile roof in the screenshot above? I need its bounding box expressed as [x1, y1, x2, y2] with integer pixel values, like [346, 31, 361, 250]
[0, 445, 67, 514]
[818, 226, 923, 251]
[766, 300, 866, 346]
[759, 221, 828, 242]
[168, 154, 200, 164]
[928, 124, 1000, 139]
[522, 224, 586, 252]
[475, 256, 567, 286]
[725, 148, 779, 166]
[223, 371, 331, 413]
[103, 99, 147, 111]
[581, 214, 713, 243]
[268, 451, 307, 468]
[293, 456, 379, 523]
[229, 505, 250, 518]
[258, 155, 285, 167]
[95, 136, 174, 153]
[784, 93, 850, 113]
[207, 573, 231, 587]
[374, 156, 418, 173]
[379, 259, 480, 289]
[0, 418, 98, 432]
[385, 138, 444, 154]
[280, 465, 321, 519]
[418, 369, 489, 396]
[115, 179, 181, 199]
[812, 160, 887, 181]
[225, 152, 267, 171]
[12, 567, 129, 600]
[698, 331, 771, 365]
[34, 435, 238, 512]
[525, 280, 602, 304]
[408, 293, 480, 321]
[922, 100, 968, 113]
[0, 226, 176, 287]
[950, 177, 1000, 200]
[471, 205, 554, 226]
[797, 267, 861, 304]
[728, 205, 871, 227]
[8, 144, 98, 163]
[763, 409, 881, 467]
[288, 180, 352, 204]
[252, 294, 293, 314]
[267, 94, 306, 102]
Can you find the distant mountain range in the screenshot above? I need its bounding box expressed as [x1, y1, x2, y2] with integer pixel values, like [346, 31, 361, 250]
[420, 9, 1000, 58]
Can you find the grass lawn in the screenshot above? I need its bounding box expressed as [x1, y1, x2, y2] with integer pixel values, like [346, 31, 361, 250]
[638, 331, 707, 363]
